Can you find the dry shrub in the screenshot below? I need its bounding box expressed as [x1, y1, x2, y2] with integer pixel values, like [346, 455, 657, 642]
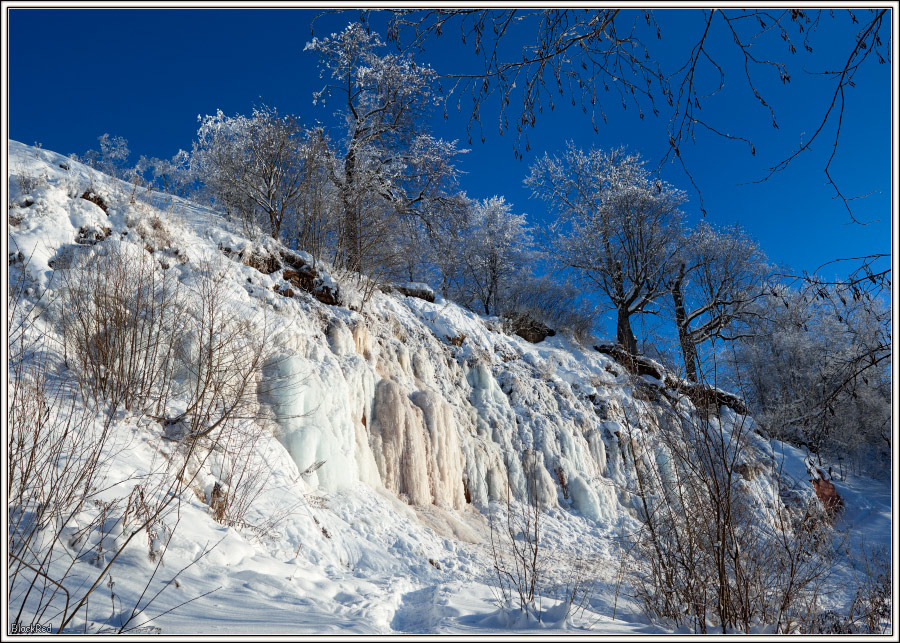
[58, 240, 185, 414]
[501, 277, 597, 345]
[127, 210, 179, 256]
[9, 226, 283, 634]
[488, 453, 595, 623]
[8, 264, 186, 633]
[165, 259, 298, 538]
[622, 404, 836, 634]
[847, 543, 891, 634]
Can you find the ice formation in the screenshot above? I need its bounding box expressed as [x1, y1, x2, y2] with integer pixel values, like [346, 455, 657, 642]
[369, 378, 433, 505]
[7, 138, 782, 547]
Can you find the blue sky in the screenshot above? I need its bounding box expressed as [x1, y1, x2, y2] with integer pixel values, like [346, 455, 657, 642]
[7, 7, 893, 283]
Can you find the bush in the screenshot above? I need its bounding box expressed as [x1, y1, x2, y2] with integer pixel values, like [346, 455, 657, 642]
[848, 543, 892, 634]
[59, 240, 186, 414]
[8, 258, 187, 633]
[11, 247, 280, 632]
[488, 452, 595, 623]
[501, 276, 597, 345]
[622, 403, 835, 633]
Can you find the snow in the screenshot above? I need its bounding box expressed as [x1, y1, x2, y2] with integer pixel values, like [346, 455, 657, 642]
[6, 140, 892, 635]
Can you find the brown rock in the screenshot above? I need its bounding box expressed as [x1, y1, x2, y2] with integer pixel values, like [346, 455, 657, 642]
[594, 344, 663, 379]
[812, 468, 844, 514]
[80, 190, 108, 214]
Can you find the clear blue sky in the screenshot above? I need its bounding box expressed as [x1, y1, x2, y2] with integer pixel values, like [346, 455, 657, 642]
[7, 7, 893, 282]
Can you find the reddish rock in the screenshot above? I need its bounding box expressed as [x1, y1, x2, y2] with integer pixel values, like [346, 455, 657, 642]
[812, 468, 844, 514]
[80, 190, 108, 214]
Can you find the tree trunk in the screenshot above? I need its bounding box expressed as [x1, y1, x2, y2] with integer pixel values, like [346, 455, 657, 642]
[616, 307, 638, 356]
[341, 145, 360, 273]
[671, 264, 699, 381]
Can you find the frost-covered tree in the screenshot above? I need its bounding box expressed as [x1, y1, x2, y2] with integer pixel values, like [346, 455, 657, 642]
[73, 133, 131, 180]
[455, 196, 534, 316]
[727, 284, 890, 472]
[420, 192, 471, 296]
[134, 149, 194, 198]
[192, 106, 320, 240]
[305, 23, 464, 275]
[527, 144, 684, 356]
[284, 126, 340, 263]
[668, 222, 769, 381]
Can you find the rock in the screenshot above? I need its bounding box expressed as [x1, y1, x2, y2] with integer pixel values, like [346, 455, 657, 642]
[664, 376, 749, 416]
[594, 344, 663, 379]
[75, 225, 111, 245]
[279, 252, 341, 306]
[80, 190, 108, 214]
[505, 312, 556, 343]
[283, 267, 318, 292]
[812, 468, 844, 514]
[273, 284, 294, 298]
[241, 249, 281, 274]
[393, 282, 435, 303]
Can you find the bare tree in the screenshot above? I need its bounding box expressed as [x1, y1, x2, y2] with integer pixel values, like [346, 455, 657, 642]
[385, 9, 890, 221]
[290, 127, 339, 264]
[527, 144, 684, 356]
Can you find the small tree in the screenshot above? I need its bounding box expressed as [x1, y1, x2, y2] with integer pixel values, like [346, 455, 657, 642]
[668, 222, 769, 381]
[455, 196, 534, 316]
[192, 106, 319, 240]
[527, 144, 684, 355]
[74, 133, 132, 180]
[134, 150, 195, 198]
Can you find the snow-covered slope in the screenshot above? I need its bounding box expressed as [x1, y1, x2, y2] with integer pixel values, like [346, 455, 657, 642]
[6, 140, 890, 634]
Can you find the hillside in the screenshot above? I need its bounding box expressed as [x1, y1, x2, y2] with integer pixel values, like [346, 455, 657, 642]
[6, 140, 891, 635]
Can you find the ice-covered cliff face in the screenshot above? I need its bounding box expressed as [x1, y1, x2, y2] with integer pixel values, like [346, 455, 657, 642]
[250, 264, 625, 516]
[249, 235, 709, 529]
[19, 140, 881, 635]
[5, 139, 742, 532]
